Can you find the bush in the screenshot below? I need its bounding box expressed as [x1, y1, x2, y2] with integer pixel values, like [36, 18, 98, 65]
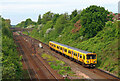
[80, 5, 109, 38]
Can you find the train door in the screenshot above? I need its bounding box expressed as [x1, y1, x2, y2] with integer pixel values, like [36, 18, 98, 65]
[80, 54, 82, 62]
[78, 53, 79, 61]
[60, 46, 62, 53]
[74, 52, 77, 60]
[83, 55, 85, 63]
[63, 48, 64, 54]
[72, 51, 73, 58]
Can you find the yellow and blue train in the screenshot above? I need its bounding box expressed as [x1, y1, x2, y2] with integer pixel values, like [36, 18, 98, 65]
[49, 41, 97, 67]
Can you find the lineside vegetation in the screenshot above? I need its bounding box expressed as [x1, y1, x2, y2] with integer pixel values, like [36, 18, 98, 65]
[21, 5, 119, 76]
[1, 16, 23, 80]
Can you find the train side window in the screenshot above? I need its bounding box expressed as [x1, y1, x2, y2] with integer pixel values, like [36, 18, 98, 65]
[54, 45, 56, 47]
[83, 55, 85, 60]
[65, 49, 67, 52]
[60, 47, 62, 50]
[80, 55, 82, 58]
[76, 53, 77, 56]
[74, 52, 76, 56]
[57, 46, 59, 49]
[68, 50, 71, 54]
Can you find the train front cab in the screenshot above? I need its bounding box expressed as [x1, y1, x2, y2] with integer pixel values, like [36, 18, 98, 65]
[84, 53, 97, 67]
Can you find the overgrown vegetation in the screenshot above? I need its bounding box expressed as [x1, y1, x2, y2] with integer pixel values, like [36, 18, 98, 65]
[21, 5, 119, 76]
[41, 53, 75, 76]
[79, 5, 109, 38]
[1, 16, 23, 80]
[16, 18, 36, 28]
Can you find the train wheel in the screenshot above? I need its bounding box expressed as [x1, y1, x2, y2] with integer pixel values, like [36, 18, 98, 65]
[70, 57, 73, 61]
[78, 61, 82, 65]
[67, 56, 69, 59]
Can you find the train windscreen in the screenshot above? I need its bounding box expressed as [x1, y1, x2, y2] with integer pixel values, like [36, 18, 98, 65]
[87, 55, 96, 59]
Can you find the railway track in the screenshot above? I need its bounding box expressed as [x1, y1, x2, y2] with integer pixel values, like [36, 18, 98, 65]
[13, 32, 63, 81]
[22, 33, 120, 81]
[14, 35, 39, 80]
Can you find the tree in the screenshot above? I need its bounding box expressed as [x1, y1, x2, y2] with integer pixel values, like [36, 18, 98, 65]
[52, 14, 59, 23]
[16, 18, 36, 28]
[37, 14, 42, 24]
[80, 5, 109, 38]
[71, 14, 81, 23]
[70, 9, 78, 20]
[2, 16, 23, 80]
[64, 12, 70, 20]
[25, 18, 32, 27]
[42, 11, 54, 24]
[54, 15, 67, 34]
[5, 19, 11, 28]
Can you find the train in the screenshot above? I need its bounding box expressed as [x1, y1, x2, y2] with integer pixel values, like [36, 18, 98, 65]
[49, 41, 97, 68]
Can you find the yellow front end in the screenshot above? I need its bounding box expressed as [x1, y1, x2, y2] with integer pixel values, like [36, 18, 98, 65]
[85, 54, 97, 67]
[85, 59, 97, 64]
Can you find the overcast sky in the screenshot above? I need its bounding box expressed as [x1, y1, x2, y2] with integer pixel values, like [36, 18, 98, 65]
[0, 0, 119, 25]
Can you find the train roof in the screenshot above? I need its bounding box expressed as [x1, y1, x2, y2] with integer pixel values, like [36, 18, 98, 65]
[50, 41, 93, 54]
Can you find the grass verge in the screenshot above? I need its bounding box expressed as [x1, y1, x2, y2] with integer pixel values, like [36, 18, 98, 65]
[41, 53, 75, 76]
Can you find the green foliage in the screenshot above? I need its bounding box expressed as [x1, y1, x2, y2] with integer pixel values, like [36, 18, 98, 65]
[80, 5, 109, 38]
[71, 14, 81, 23]
[2, 35, 23, 80]
[20, 6, 119, 76]
[76, 21, 119, 75]
[58, 70, 66, 75]
[30, 19, 119, 76]
[70, 9, 78, 20]
[16, 21, 25, 28]
[1, 16, 23, 80]
[50, 64, 61, 70]
[54, 15, 67, 35]
[107, 14, 114, 21]
[2, 26, 12, 37]
[52, 14, 60, 23]
[42, 21, 54, 33]
[37, 14, 42, 24]
[16, 18, 36, 28]
[42, 11, 54, 24]
[24, 18, 36, 28]
[105, 21, 114, 27]
[41, 53, 74, 76]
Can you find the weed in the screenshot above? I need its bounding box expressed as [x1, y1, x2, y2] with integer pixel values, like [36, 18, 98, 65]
[41, 53, 75, 76]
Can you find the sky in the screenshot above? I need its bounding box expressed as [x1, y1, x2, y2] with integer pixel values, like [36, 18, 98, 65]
[0, 0, 120, 25]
